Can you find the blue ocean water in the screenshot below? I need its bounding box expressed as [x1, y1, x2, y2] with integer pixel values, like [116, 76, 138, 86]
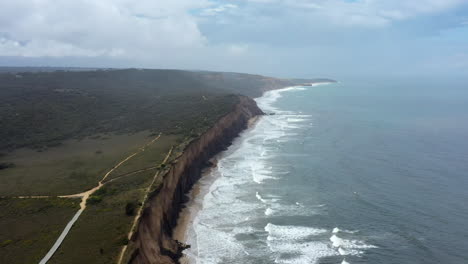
[183, 78, 468, 264]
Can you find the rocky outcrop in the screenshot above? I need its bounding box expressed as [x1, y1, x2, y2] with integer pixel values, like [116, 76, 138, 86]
[128, 95, 263, 264]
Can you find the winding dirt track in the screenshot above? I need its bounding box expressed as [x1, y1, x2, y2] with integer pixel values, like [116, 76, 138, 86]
[116, 146, 174, 264]
[37, 133, 161, 264]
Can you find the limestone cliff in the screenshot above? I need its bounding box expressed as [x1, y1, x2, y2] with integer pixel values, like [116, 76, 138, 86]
[128, 95, 263, 264]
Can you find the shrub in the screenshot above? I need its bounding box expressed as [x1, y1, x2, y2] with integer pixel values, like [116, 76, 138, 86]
[87, 195, 102, 205]
[0, 163, 15, 170]
[118, 236, 129, 245]
[0, 239, 13, 247]
[125, 202, 137, 216]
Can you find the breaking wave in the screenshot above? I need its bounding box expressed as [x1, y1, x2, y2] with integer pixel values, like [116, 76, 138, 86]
[183, 85, 376, 264]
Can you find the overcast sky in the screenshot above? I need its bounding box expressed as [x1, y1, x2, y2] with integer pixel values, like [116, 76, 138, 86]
[1, 0, 468, 78]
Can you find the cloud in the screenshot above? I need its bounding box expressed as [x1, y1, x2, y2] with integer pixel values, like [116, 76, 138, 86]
[0, 0, 211, 58]
[0, 0, 467, 77]
[1, 0, 464, 58]
[200, 4, 238, 16]
[0, 37, 119, 57]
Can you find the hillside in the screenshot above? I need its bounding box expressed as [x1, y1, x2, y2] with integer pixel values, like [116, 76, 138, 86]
[0, 69, 299, 151]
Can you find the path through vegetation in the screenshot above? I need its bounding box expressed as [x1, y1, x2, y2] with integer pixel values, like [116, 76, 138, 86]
[37, 134, 161, 264]
[116, 146, 174, 264]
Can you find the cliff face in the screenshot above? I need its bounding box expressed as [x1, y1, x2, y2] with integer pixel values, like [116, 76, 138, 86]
[128, 95, 263, 264]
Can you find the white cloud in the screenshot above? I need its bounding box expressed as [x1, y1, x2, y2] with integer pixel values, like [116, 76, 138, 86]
[0, 38, 115, 57]
[0, 0, 466, 77]
[200, 4, 238, 16]
[0, 0, 211, 57]
[1, 0, 464, 59]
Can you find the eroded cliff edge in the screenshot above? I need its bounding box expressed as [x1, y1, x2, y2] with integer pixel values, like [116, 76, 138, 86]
[128, 95, 263, 264]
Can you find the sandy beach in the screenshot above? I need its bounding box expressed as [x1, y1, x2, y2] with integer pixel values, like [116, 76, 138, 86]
[172, 163, 218, 264]
[172, 182, 202, 243]
[172, 116, 262, 263]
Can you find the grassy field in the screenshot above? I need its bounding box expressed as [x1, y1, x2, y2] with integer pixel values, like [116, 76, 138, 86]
[0, 131, 154, 196]
[48, 169, 157, 264]
[0, 198, 80, 264]
[0, 132, 178, 264]
[45, 134, 177, 264]
[105, 134, 180, 181]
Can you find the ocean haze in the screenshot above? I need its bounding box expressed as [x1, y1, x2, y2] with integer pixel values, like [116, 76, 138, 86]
[182, 78, 468, 263]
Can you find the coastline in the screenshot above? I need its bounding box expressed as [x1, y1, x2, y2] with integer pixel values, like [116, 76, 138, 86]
[171, 166, 213, 264]
[172, 116, 261, 264]
[170, 82, 334, 263]
[169, 85, 300, 263]
[126, 95, 264, 264]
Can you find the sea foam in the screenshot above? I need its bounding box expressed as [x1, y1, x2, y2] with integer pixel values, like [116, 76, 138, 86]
[184, 83, 379, 264]
[329, 234, 377, 256]
[265, 223, 327, 241]
[341, 259, 350, 264]
[267, 223, 337, 264]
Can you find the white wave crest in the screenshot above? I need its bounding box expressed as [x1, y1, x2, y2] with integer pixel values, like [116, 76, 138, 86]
[330, 234, 377, 256]
[271, 241, 337, 264]
[265, 208, 275, 216]
[265, 223, 327, 241]
[256, 86, 307, 112]
[332, 227, 359, 234]
[341, 258, 350, 264]
[310, 82, 334, 87]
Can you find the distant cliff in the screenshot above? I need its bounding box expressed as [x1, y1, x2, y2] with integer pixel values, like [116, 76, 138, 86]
[127, 95, 263, 264]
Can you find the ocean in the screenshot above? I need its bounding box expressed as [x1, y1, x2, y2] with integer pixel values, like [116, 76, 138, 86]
[181, 78, 468, 264]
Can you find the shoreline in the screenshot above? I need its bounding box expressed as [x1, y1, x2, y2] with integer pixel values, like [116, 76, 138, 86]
[171, 116, 262, 264]
[170, 82, 333, 263]
[127, 95, 264, 264]
[171, 165, 213, 264]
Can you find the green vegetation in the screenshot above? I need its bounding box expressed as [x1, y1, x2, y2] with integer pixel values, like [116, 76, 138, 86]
[0, 198, 79, 264]
[0, 69, 297, 151]
[46, 134, 176, 264]
[125, 202, 137, 216]
[48, 170, 155, 264]
[0, 132, 153, 196]
[0, 162, 15, 170]
[0, 68, 303, 263]
[105, 135, 179, 181]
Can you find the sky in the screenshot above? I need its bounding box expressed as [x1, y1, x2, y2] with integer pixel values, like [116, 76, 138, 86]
[1, 0, 468, 78]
